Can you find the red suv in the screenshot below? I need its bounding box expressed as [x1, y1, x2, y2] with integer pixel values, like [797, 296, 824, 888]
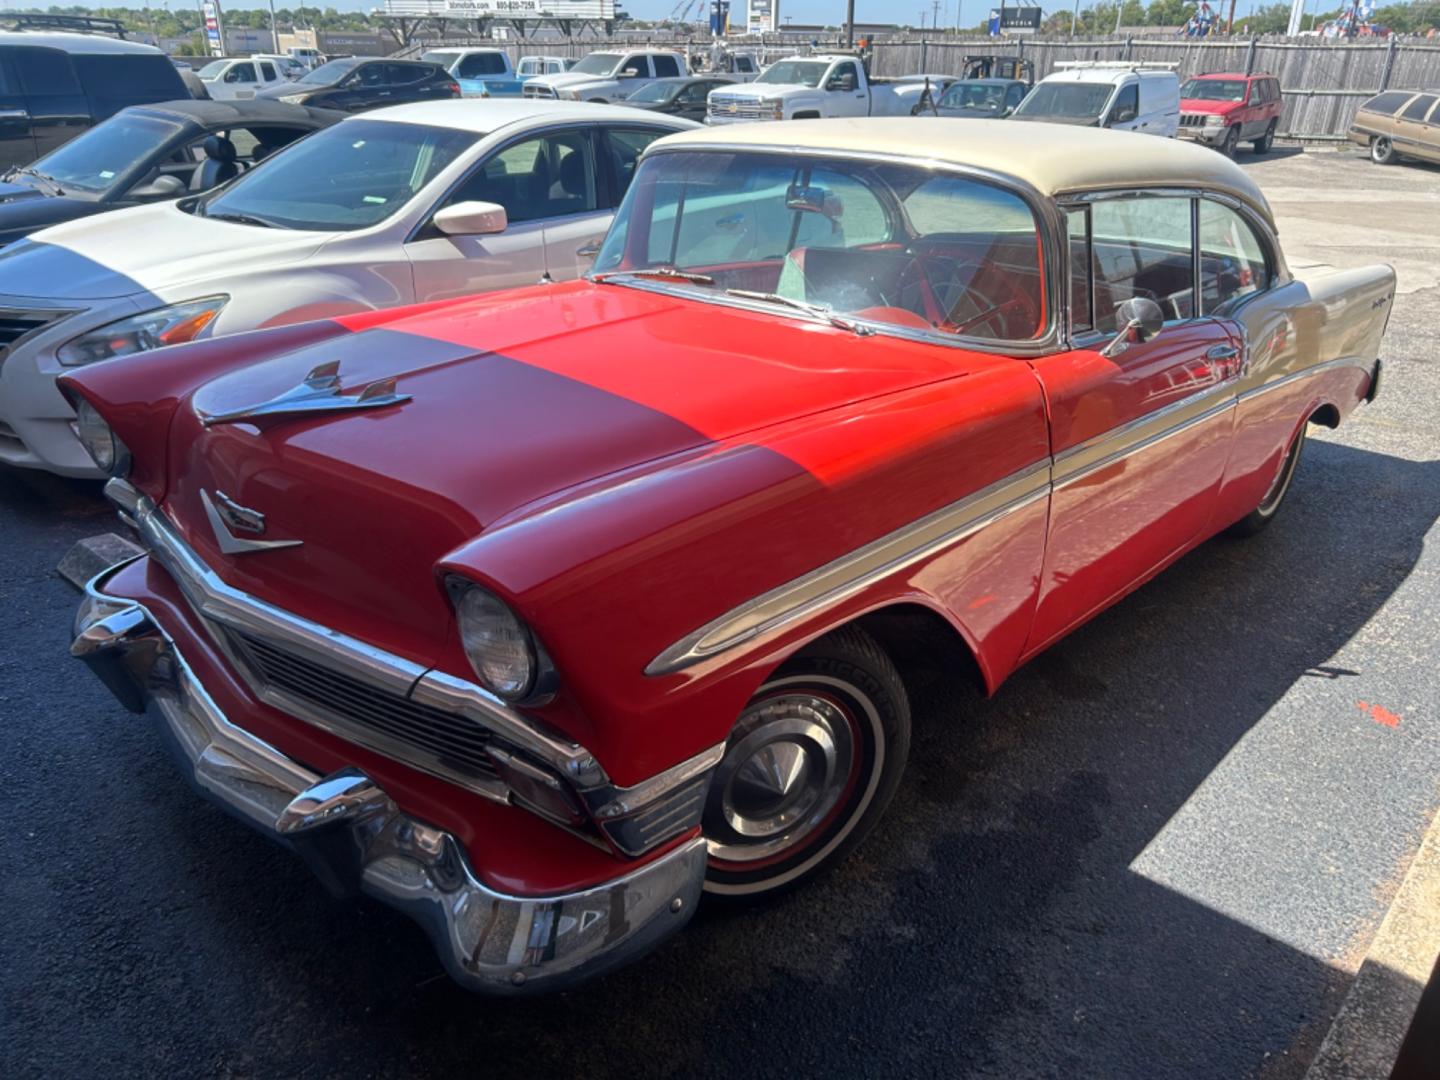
[1179, 72, 1283, 156]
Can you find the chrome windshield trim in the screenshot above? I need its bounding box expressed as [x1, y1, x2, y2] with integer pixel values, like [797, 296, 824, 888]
[646, 459, 1052, 676]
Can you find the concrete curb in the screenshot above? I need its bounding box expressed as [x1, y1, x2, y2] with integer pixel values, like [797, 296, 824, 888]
[1305, 805, 1440, 1079]
[56, 532, 144, 591]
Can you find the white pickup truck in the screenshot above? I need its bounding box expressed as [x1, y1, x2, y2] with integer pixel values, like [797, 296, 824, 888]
[706, 55, 939, 124]
[523, 50, 688, 103]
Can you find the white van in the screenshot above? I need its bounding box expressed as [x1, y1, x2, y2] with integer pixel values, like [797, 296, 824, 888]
[1011, 62, 1180, 137]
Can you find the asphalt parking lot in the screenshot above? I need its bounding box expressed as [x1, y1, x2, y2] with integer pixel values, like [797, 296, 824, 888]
[4, 146, 1438, 1080]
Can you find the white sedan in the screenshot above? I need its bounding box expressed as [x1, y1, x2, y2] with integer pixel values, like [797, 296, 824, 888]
[0, 100, 696, 476]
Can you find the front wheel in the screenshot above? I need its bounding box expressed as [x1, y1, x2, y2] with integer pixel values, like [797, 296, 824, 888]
[1372, 136, 1399, 165]
[1253, 120, 1276, 153]
[1220, 124, 1240, 158]
[1229, 422, 1306, 536]
[702, 626, 911, 900]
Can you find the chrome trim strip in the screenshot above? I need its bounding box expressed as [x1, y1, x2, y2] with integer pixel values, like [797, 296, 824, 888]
[645, 460, 1052, 676]
[1237, 355, 1375, 402]
[1057, 398, 1236, 489]
[107, 483, 723, 833]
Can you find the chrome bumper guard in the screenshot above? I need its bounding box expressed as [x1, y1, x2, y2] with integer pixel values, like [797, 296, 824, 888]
[72, 575, 707, 995]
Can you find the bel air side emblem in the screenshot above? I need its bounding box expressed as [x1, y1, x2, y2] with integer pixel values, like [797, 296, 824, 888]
[201, 489, 303, 556]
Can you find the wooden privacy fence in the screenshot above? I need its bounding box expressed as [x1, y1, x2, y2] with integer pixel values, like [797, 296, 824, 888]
[866, 35, 1440, 140]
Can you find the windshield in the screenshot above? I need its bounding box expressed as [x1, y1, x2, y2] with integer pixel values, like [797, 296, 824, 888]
[29, 111, 183, 195]
[1014, 81, 1113, 120]
[939, 81, 1009, 112]
[569, 52, 621, 76]
[299, 57, 362, 86]
[422, 51, 460, 68]
[595, 150, 1044, 343]
[756, 60, 829, 87]
[628, 81, 679, 103]
[1181, 78, 1248, 102]
[196, 60, 228, 80]
[198, 119, 476, 231]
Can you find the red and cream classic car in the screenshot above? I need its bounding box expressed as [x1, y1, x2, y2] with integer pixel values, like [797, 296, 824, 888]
[65, 120, 1393, 993]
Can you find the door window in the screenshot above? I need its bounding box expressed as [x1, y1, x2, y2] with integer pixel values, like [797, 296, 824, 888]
[1066, 207, 1093, 334]
[1199, 200, 1270, 311]
[678, 82, 712, 103]
[1085, 196, 1195, 332]
[604, 127, 668, 203]
[226, 63, 257, 84]
[13, 47, 82, 95]
[260, 62, 277, 81]
[653, 55, 682, 78]
[447, 131, 597, 224]
[1402, 93, 1437, 121]
[827, 61, 859, 91]
[385, 63, 424, 85]
[1108, 84, 1139, 124]
[620, 56, 651, 78]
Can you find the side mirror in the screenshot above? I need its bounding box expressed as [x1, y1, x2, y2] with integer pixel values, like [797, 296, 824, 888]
[619, 68, 641, 78]
[1101, 297, 1165, 358]
[1109, 107, 1138, 125]
[434, 199, 508, 237]
[130, 173, 186, 200]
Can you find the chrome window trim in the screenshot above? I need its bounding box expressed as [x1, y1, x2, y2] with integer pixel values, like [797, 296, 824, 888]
[602, 142, 1067, 358]
[646, 460, 1053, 676]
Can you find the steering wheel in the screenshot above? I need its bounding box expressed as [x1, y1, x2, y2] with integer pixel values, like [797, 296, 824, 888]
[906, 251, 1038, 338]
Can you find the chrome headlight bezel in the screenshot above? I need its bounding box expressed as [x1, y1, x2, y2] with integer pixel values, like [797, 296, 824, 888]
[71, 397, 131, 477]
[57, 296, 228, 367]
[445, 577, 556, 703]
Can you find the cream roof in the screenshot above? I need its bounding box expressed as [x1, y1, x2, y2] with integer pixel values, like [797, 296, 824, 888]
[652, 118, 1276, 228]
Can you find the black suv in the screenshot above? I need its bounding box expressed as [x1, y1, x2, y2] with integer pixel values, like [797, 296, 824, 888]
[0, 31, 190, 171]
[256, 57, 459, 112]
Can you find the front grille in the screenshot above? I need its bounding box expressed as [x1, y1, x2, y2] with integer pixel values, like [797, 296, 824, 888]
[0, 306, 68, 358]
[523, 83, 556, 98]
[224, 627, 501, 784]
[1179, 113, 1208, 127]
[708, 98, 767, 119]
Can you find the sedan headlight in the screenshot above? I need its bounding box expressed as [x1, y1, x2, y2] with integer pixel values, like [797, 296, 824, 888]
[71, 398, 130, 477]
[278, 93, 309, 104]
[560, 89, 581, 100]
[448, 578, 550, 701]
[57, 297, 226, 367]
[1203, 114, 1225, 127]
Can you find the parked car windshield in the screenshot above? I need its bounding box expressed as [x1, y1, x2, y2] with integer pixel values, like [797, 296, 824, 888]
[939, 81, 1009, 112]
[298, 57, 363, 86]
[628, 81, 681, 103]
[1181, 78, 1248, 102]
[1014, 82, 1113, 119]
[756, 60, 829, 87]
[196, 60, 229, 79]
[595, 150, 1045, 343]
[196, 119, 476, 231]
[569, 52, 622, 75]
[27, 110, 183, 196]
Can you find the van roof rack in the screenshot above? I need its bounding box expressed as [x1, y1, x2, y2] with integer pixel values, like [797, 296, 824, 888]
[3, 14, 129, 38]
[1053, 60, 1179, 70]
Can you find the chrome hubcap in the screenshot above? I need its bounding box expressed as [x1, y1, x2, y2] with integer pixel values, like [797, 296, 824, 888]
[705, 693, 855, 863]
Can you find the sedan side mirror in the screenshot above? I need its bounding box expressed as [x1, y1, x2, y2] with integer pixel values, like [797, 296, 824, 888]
[1100, 297, 1165, 358]
[434, 199, 508, 237]
[130, 173, 187, 200]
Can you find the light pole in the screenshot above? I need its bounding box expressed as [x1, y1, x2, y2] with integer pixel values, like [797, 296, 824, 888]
[845, 0, 855, 46]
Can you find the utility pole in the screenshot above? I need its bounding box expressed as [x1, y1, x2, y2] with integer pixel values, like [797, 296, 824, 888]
[1226, 0, 1236, 34]
[267, 0, 278, 52]
[845, 0, 855, 45]
[1071, 0, 1080, 35]
[1113, 0, 1123, 34]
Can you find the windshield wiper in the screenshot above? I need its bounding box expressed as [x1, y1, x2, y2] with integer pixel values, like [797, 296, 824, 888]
[5, 167, 63, 195]
[725, 289, 874, 335]
[203, 210, 277, 228]
[592, 266, 715, 285]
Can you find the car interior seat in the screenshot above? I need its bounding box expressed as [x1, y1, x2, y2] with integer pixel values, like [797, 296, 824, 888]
[190, 136, 240, 190]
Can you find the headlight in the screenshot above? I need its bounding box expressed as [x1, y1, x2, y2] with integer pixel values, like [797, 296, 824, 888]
[71, 398, 130, 477]
[278, 93, 308, 104]
[449, 578, 546, 701]
[57, 297, 226, 367]
[1204, 114, 1225, 127]
[560, 89, 581, 100]
[772, 100, 784, 120]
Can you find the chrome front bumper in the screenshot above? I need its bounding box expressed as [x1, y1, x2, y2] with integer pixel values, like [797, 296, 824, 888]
[72, 572, 707, 995]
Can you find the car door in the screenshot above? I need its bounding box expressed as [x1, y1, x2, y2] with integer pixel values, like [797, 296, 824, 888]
[1023, 194, 1242, 655]
[10, 47, 89, 161]
[257, 60, 281, 93]
[673, 80, 714, 120]
[826, 60, 867, 117]
[224, 61, 261, 100]
[0, 50, 36, 169]
[406, 130, 580, 300]
[1396, 93, 1438, 161]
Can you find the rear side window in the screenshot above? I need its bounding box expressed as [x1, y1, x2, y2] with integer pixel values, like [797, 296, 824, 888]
[13, 48, 81, 95]
[75, 55, 186, 108]
[653, 55, 681, 78]
[1362, 91, 1412, 115]
[457, 53, 507, 78]
[260, 62, 277, 81]
[1402, 94, 1437, 121]
[386, 63, 424, 84]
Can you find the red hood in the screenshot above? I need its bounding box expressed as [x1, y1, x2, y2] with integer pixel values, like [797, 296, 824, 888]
[1179, 98, 1242, 116]
[160, 280, 980, 661]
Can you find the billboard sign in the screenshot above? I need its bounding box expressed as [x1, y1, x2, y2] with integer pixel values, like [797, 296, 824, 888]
[747, 0, 778, 33]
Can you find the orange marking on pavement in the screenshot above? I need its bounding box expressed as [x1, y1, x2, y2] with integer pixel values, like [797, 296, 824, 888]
[1357, 700, 1402, 728]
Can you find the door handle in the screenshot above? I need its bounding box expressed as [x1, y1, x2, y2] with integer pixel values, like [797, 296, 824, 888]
[1207, 343, 1245, 379]
[576, 241, 602, 258]
[1206, 344, 1240, 360]
[0, 108, 28, 118]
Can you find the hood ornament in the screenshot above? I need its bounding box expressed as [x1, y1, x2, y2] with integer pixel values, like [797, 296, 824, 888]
[200, 360, 411, 428]
[201, 489, 303, 556]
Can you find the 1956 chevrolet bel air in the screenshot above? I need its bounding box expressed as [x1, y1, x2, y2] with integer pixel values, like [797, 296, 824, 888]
[63, 120, 1393, 994]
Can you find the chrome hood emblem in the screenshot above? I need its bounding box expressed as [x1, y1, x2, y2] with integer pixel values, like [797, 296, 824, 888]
[201, 489, 303, 555]
[199, 360, 411, 428]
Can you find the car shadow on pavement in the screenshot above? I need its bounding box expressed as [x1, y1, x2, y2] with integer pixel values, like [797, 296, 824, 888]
[7, 440, 1439, 1080]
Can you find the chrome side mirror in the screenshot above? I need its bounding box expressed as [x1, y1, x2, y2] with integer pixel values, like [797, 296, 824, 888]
[1100, 297, 1165, 358]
